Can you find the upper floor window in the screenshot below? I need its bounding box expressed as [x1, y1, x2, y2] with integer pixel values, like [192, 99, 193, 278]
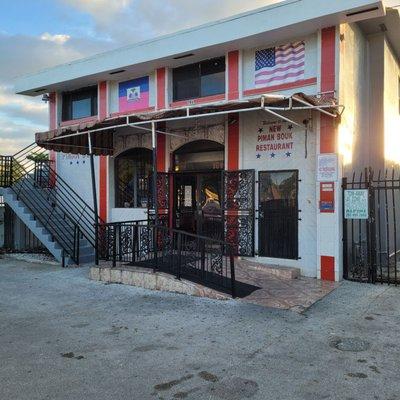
[62, 86, 98, 121]
[173, 57, 225, 102]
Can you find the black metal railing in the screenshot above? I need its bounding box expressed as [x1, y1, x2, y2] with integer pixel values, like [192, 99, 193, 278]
[1, 143, 102, 265]
[343, 168, 400, 285]
[98, 220, 236, 297]
[0, 155, 14, 187]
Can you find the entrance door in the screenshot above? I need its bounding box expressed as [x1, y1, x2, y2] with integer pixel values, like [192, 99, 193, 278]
[258, 170, 299, 259]
[198, 172, 223, 239]
[174, 174, 197, 234]
[174, 172, 223, 238]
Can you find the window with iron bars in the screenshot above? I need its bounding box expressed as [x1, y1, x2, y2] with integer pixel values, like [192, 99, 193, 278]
[115, 148, 152, 208]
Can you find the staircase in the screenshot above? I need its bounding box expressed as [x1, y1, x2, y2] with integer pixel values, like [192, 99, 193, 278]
[0, 144, 99, 266]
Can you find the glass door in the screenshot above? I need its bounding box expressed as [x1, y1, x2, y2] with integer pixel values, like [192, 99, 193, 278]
[258, 170, 299, 259]
[197, 172, 223, 240]
[174, 174, 197, 234]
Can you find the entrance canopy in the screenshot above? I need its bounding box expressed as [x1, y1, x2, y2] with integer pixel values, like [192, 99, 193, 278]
[35, 92, 343, 156]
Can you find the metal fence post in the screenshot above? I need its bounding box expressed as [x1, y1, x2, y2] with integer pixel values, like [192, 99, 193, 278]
[342, 177, 348, 280]
[200, 239, 205, 280]
[132, 224, 137, 264]
[112, 225, 117, 268]
[176, 232, 182, 280]
[229, 248, 236, 298]
[368, 168, 377, 284]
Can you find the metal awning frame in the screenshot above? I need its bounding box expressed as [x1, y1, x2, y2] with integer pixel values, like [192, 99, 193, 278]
[40, 93, 344, 144]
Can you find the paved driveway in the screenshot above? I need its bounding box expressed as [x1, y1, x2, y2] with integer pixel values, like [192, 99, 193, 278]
[0, 257, 399, 400]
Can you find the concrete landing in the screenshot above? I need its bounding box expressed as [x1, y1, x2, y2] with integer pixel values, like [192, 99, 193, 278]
[237, 259, 301, 280]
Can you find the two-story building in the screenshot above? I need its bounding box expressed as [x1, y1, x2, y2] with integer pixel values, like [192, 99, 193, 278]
[11, 0, 400, 281]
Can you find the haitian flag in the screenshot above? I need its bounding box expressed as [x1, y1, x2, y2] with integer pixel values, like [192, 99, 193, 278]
[119, 76, 149, 112]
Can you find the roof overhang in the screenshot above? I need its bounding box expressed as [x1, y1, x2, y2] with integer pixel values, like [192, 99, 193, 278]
[15, 0, 385, 96]
[359, 6, 400, 59]
[35, 93, 343, 156]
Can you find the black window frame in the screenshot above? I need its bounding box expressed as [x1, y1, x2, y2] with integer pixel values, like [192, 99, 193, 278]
[114, 148, 153, 209]
[61, 85, 98, 121]
[172, 57, 226, 102]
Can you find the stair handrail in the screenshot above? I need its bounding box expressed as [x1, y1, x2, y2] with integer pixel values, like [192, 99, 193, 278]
[11, 175, 81, 264]
[2, 143, 104, 264]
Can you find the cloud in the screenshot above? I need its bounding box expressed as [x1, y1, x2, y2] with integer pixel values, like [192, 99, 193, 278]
[62, 0, 131, 25]
[40, 32, 71, 44]
[1, 0, 284, 154]
[61, 0, 284, 43]
[0, 85, 47, 126]
[0, 31, 113, 155]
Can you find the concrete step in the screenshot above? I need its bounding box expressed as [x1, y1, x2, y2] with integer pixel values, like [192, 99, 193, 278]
[238, 258, 301, 280]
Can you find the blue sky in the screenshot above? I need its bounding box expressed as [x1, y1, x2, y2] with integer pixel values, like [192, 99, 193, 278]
[0, 0, 281, 154]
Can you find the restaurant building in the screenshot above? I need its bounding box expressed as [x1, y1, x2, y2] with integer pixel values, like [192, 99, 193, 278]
[9, 0, 400, 282]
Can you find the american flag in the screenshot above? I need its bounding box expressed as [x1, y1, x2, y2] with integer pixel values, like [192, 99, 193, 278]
[255, 41, 305, 88]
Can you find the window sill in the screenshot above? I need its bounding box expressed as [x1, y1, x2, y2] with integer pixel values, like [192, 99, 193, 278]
[109, 107, 155, 118]
[59, 115, 98, 128]
[243, 78, 317, 97]
[170, 94, 226, 108]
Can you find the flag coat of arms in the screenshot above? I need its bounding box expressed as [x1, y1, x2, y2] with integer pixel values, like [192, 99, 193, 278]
[255, 41, 305, 88]
[119, 76, 149, 112]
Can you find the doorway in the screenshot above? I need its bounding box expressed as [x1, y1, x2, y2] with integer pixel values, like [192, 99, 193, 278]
[258, 170, 299, 259]
[174, 172, 223, 239]
[173, 140, 224, 239]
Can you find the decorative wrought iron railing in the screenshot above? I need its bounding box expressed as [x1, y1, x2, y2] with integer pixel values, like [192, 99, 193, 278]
[98, 220, 237, 297]
[1, 143, 102, 265]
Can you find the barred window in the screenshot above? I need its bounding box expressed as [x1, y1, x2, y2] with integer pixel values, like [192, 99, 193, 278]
[115, 148, 152, 208]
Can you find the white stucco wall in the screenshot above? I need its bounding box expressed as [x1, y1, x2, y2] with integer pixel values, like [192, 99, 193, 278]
[383, 38, 400, 168]
[338, 23, 370, 174]
[240, 110, 317, 277]
[56, 152, 99, 209]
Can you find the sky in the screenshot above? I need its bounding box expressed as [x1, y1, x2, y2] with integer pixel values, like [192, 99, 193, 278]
[3, 0, 398, 155]
[0, 0, 284, 154]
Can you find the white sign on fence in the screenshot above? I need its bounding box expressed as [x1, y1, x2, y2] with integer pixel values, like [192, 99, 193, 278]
[344, 189, 369, 219]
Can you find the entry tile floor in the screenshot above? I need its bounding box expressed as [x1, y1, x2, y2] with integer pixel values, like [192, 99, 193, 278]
[235, 260, 339, 312]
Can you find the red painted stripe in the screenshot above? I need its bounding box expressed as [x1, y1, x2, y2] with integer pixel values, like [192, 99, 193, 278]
[243, 77, 317, 97]
[256, 70, 305, 86]
[321, 256, 335, 281]
[228, 50, 239, 101]
[49, 92, 57, 130]
[156, 68, 166, 110]
[321, 27, 336, 93]
[275, 52, 305, 65]
[275, 45, 305, 57]
[99, 156, 108, 222]
[98, 81, 107, 120]
[320, 27, 336, 154]
[157, 122, 166, 172]
[255, 61, 305, 78]
[320, 114, 336, 154]
[48, 92, 57, 182]
[228, 113, 239, 170]
[59, 116, 98, 127]
[171, 94, 225, 108]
